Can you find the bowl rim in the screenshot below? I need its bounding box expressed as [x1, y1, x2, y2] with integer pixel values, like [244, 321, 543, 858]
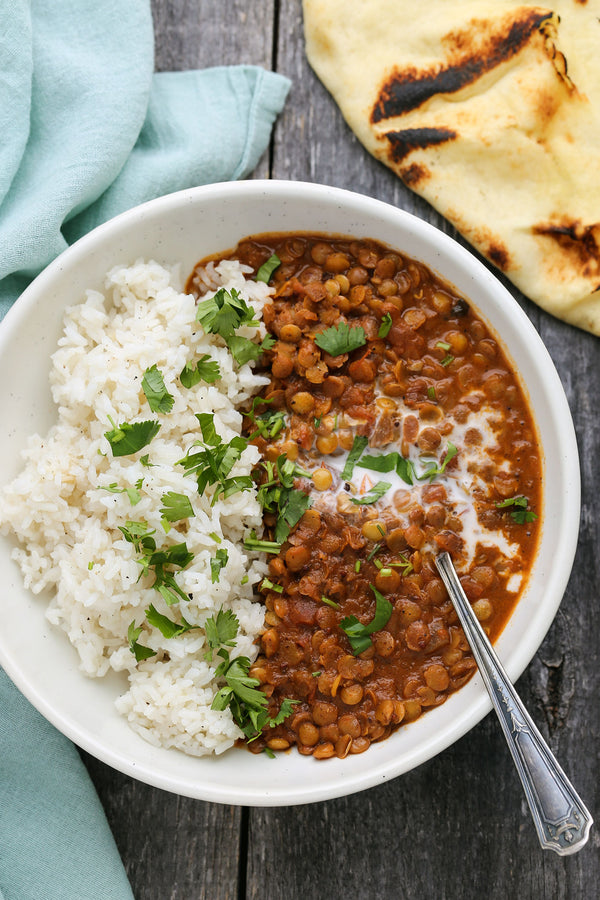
[0, 179, 580, 805]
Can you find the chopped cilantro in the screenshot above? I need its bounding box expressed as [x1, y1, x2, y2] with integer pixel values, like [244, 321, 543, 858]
[180, 354, 221, 388]
[210, 547, 229, 584]
[418, 442, 458, 481]
[495, 495, 538, 524]
[320, 595, 340, 609]
[256, 253, 281, 283]
[378, 313, 393, 338]
[207, 611, 297, 740]
[104, 416, 160, 457]
[367, 541, 383, 562]
[127, 621, 156, 662]
[146, 604, 197, 639]
[118, 520, 156, 555]
[314, 322, 366, 356]
[243, 531, 282, 554]
[195, 287, 271, 366]
[341, 435, 368, 481]
[159, 491, 194, 522]
[262, 578, 284, 594]
[254, 455, 311, 544]
[178, 413, 253, 504]
[339, 586, 393, 655]
[227, 333, 275, 366]
[205, 608, 239, 650]
[358, 450, 415, 485]
[350, 481, 391, 505]
[358, 442, 457, 485]
[100, 479, 143, 505]
[126, 536, 194, 606]
[142, 365, 174, 414]
[389, 553, 414, 576]
[441, 355, 455, 367]
[275, 488, 311, 543]
[196, 286, 259, 337]
[247, 398, 287, 440]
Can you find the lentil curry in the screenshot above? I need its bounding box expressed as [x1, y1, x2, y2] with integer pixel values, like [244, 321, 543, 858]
[187, 233, 542, 760]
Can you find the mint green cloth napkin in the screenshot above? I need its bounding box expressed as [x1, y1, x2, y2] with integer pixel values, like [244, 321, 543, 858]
[0, 1, 290, 898]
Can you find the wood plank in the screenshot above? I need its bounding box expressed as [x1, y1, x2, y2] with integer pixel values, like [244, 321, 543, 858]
[82, 751, 243, 900]
[151, 0, 275, 178]
[246, 2, 600, 898]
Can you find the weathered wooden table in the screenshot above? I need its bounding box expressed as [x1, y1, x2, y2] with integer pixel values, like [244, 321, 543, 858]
[81, 3, 600, 897]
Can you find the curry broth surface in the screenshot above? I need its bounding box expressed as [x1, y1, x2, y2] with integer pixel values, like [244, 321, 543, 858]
[187, 233, 542, 759]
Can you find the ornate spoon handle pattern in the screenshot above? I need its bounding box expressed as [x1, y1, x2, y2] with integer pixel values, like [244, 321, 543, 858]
[435, 552, 593, 855]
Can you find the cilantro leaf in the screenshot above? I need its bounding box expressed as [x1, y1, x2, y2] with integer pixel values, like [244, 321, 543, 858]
[495, 495, 538, 524]
[127, 621, 156, 662]
[417, 442, 458, 481]
[195, 411, 220, 446]
[146, 604, 197, 639]
[196, 287, 259, 338]
[341, 435, 368, 481]
[227, 333, 274, 366]
[314, 322, 366, 356]
[359, 451, 415, 485]
[350, 481, 391, 505]
[195, 287, 271, 367]
[142, 365, 174, 414]
[267, 698, 297, 727]
[256, 253, 281, 283]
[104, 416, 160, 457]
[378, 313, 393, 338]
[179, 414, 252, 504]
[100, 479, 143, 505]
[160, 491, 194, 522]
[180, 354, 221, 388]
[340, 586, 393, 655]
[210, 547, 229, 584]
[254, 454, 311, 543]
[138, 542, 194, 605]
[358, 443, 457, 486]
[119, 520, 156, 554]
[274, 489, 311, 543]
[205, 608, 239, 650]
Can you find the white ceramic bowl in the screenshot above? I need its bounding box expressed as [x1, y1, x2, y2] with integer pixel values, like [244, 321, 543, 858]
[0, 181, 579, 806]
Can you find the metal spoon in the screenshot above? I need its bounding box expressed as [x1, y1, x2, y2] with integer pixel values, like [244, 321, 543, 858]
[435, 552, 593, 855]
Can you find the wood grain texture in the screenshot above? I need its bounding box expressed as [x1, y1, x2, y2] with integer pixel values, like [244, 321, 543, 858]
[81, 2, 599, 898]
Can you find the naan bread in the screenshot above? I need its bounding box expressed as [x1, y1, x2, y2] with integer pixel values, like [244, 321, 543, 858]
[303, 0, 600, 335]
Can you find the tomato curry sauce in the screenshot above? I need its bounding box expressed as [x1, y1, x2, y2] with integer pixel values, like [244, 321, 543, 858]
[187, 233, 542, 760]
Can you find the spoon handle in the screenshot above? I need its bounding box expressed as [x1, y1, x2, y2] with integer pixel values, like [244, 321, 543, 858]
[435, 552, 593, 855]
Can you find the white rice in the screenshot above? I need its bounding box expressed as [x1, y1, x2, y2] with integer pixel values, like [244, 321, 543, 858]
[0, 258, 274, 756]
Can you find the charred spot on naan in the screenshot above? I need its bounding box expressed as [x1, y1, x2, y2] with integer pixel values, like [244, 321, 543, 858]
[382, 127, 457, 166]
[398, 163, 431, 188]
[533, 220, 600, 279]
[371, 8, 559, 124]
